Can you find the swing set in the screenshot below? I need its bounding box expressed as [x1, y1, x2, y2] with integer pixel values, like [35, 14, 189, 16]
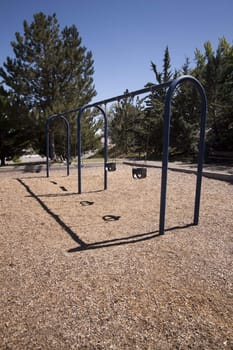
[46, 75, 207, 235]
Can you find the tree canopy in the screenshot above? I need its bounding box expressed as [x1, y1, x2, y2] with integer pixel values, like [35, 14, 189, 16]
[0, 12, 99, 163]
[109, 38, 233, 161]
[0, 17, 232, 166]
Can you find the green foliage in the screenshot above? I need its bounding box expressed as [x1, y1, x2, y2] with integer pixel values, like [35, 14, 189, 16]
[108, 39, 233, 161]
[143, 47, 176, 157]
[1, 24, 232, 164]
[109, 92, 147, 156]
[79, 109, 102, 153]
[193, 37, 233, 153]
[0, 86, 31, 165]
[0, 12, 96, 160]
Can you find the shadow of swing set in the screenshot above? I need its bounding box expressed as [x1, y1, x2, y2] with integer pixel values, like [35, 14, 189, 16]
[46, 75, 207, 235]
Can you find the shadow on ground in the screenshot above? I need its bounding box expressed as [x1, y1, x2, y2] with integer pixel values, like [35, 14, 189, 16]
[17, 178, 196, 253]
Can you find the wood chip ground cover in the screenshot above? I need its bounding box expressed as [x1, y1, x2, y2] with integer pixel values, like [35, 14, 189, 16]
[0, 165, 232, 349]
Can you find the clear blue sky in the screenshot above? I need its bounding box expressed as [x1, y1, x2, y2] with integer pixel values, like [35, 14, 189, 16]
[0, 0, 232, 102]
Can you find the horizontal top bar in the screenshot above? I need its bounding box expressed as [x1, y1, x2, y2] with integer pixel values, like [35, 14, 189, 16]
[89, 80, 172, 107]
[48, 80, 172, 119]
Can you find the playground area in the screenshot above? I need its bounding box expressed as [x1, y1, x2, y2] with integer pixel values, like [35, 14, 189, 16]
[0, 164, 232, 349]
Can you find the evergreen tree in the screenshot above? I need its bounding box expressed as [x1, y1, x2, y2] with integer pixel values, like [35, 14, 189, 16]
[144, 46, 174, 157]
[109, 41, 232, 159]
[219, 40, 233, 150]
[169, 58, 201, 157]
[0, 12, 97, 159]
[193, 37, 233, 153]
[145, 47, 205, 159]
[109, 93, 135, 155]
[0, 86, 31, 166]
[109, 92, 145, 156]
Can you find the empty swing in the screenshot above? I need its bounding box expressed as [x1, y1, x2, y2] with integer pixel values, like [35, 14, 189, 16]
[106, 162, 116, 171]
[132, 166, 147, 179]
[132, 109, 151, 180]
[105, 103, 117, 172]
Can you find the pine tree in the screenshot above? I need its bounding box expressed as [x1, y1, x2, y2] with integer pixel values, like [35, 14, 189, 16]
[193, 37, 233, 153]
[0, 86, 31, 166]
[145, 47, 203, 159]
[109, 93, 135, 155]
[169, 58, 201, 158]
[0, 12, 97, 159]
[219, 40, 233, 150]
[144, 46, 174, 157]
[109, 92, 145, 156]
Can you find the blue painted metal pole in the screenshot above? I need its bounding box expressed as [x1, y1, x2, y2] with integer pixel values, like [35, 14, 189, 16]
[159, 75, 207, 235]
[193, 82, 207, 225]
[46, 115, 71, 177]
[159, 83, 173, 235]
[46, 118, 50, 177]
[77, 105, 108, 194]
[77, 107, 84, 194]
[65, 118, 70, 176]
[103, 107, 108, 190]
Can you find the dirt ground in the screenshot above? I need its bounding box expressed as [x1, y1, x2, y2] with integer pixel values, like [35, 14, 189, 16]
[0, 164, 232, 349]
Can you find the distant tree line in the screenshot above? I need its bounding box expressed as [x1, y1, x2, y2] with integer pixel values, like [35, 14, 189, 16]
[0, 12, 232, 166]
[109, 41, 233, 161]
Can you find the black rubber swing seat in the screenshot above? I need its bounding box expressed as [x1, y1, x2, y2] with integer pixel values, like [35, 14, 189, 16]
[106, 162, 116, 171]
[80, 201, 94, 206]
[132, 167, 147, 179]
[102, 215, 121, 221]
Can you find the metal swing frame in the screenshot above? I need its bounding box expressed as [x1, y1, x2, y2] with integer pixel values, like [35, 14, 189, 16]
[77, 75, 207, 235]
[77, 105, 108, 194]
[46, 115, 71, 177]
[127, 94, 148, 180]
[46, 75, 207, 235]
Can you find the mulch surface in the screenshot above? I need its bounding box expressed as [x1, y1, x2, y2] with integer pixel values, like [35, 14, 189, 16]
[0, 164, 232, 349]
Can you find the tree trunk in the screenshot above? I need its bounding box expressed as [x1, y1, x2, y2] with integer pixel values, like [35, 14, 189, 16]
[0, 155, 6, 166]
